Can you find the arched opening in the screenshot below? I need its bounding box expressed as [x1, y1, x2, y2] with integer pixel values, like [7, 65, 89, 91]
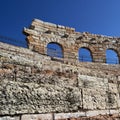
[47, 42, 63, 58]
[78, 47, 93, 62]
[106, 49, 119, 64]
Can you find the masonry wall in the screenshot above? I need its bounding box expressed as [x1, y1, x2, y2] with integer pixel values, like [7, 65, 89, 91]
[0, 42, 120, 120]
[24, 19, 120, 63]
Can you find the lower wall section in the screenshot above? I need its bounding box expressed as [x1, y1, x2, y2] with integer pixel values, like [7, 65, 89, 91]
[1, 43, 120, 120]
[0, 110, 120, 120]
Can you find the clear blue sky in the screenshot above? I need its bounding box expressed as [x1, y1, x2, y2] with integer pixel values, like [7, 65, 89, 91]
[0, 0, 120, 41]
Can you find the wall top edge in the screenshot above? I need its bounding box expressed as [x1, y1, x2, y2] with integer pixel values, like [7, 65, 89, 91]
[30, 19, 120, 40]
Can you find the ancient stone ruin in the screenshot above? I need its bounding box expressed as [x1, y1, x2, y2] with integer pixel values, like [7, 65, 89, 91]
[0, 19, 120, 120]
[24, 19, 120, 64]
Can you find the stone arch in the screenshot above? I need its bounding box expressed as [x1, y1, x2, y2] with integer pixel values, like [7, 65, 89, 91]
[106, 48, 119, 64]
[78, 47, 93, 62]
[46, 42, 64, 58]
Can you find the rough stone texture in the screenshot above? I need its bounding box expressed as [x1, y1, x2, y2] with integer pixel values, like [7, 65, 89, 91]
[0, 80, 81, 115]
[0, 41, 120, 119]
[0, 19, 120, 119]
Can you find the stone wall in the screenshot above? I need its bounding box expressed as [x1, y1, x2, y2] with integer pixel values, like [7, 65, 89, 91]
[0, 19, 120, 119]
[0, 42, 120, 119]
[24, 19, 120, 63]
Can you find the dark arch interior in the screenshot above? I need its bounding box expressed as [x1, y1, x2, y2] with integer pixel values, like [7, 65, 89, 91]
[47, 42, 63, 58]
[106, 49, 119, 64]
[78, 47, 92, 62]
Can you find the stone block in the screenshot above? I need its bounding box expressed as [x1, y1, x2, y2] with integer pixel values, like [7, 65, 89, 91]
[21, 114, 52, 120]
[86, 110, 109, 117]
[0, 116, 20, 120]
[54, 112, 85, 119]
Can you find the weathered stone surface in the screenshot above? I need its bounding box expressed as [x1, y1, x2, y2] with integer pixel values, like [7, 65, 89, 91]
[55, 112, 86, 119]
[0, 80, 81, 115]
[0, 42, 120, 117]
[0, 19, 120, 119]
[55, 113, 120, 120]
[21, 114, 53, 120]
[0, 116, 19, 120]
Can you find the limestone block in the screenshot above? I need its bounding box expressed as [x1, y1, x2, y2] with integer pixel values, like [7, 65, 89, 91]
[44, 22, 57, 27]
[118, 76, 120, 81]
[32, 35, 39, 40]
[78, 75, 107, 90]
[86, 110, 109, 117]
[83, 88, 106, 110]
[108, 83, 118, 93]
[0, 80, 81, 115]
[0, 116, 19, 120]
[21, 114, 52, 120]
[110, 109, 120, 114]
[34, 19, 44, 24]
[54, 112, 85, 119]
[24, 28, 38, 36]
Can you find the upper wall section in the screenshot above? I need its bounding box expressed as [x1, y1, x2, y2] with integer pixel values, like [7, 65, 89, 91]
[23, 19, 120, 63]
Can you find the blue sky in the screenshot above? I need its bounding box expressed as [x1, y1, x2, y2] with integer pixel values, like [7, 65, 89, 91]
[0, 0, 119, 63]
[0, 0, 120, 42]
